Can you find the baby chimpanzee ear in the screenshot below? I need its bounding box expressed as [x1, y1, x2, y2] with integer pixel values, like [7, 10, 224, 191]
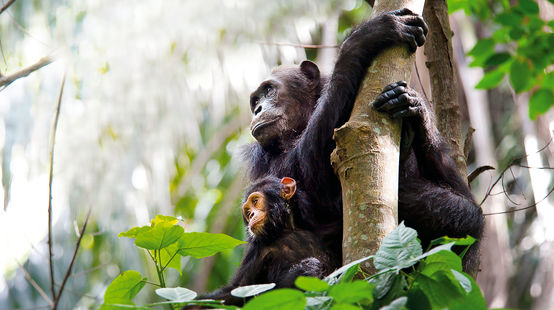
[280, 177, 297, 201]
[300, 60, 320, 82]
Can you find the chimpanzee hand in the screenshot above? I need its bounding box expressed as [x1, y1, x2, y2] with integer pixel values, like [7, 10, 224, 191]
[372, 81, 426, 119]
[373, 81, 433, 156]
[340, 9, 428, 59]
[369, 8, 428, 53]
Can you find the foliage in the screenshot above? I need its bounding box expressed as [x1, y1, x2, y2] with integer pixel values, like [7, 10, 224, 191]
[448, 0, 554, 119]
[99, 215, 245, 309]
[99, 219, 487, 310]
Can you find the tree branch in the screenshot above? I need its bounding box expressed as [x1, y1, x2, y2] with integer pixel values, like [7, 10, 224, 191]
[0, 56, 54, 89]
[48, 72, 66, 301]
[0, 0, 16, 15]
[18, 263, 54, 307]
[53, 208, 92, 309]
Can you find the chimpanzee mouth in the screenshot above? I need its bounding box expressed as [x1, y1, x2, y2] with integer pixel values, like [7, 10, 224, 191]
[251, 118, 279, 137]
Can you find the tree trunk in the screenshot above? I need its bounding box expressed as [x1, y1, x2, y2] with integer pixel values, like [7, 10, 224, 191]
[330, 0, 425, 274]
[422, 0, 467, 180]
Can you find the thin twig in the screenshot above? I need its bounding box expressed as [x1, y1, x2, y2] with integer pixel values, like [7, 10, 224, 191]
[478, 138, 553, 207]
[0, 55, 54, 89]
[18, 263, 54, 307]
[53, 208, 92, 309]
[484, 185, 554, 216]
[48, 72, 66, 301]
[0, 0, 16, 15]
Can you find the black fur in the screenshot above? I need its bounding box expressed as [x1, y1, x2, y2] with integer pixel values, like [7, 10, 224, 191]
[243, 9, 483, 273]
[199, 177, 335, 306]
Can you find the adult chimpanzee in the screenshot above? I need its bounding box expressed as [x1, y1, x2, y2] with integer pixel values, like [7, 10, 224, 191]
[199, 176, 335, 306]
[243, 9, 483, 272]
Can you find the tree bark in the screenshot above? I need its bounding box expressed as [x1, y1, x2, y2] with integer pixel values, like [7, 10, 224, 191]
[423, 0, 467, 180]
[330, 0, 425, 274]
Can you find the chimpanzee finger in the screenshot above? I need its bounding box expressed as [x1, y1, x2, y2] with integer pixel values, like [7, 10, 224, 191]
[392, 106, 419, 119]
[402, 15, 429, 36]
[404, 33, 418, 53]
[375, 92, 411, 113]
[390, 8, 416, 17]
[406, 25, 426, 47]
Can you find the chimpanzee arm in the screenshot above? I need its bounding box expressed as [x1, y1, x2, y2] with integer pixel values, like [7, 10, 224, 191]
[374, 82, 484, 272]
[273, 257, 329, 288]
[295, 9, 428, 192]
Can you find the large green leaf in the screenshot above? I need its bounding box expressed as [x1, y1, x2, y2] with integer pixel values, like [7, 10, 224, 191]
[328, 280, 374, 304]
[476, 69, 505, 89]
[159, 242, 181, 273]
[177, 232, 246, 258]
[135, 222, 184, 250]
[518, 0, 539, 14]
[100, 271, 147, 309]
[155, 287, 197, 302]
[509, 60, 532, 92]
[242, 289, 306, 310]
[380, 297, 408, 310]
[295, 276, 330, 292]
[231, 283, 276, 298]
[325, 255, 373, 284]
[118, 226, 150, 238]
[529, 88, 554, 119]
[373, 222, 422, 271]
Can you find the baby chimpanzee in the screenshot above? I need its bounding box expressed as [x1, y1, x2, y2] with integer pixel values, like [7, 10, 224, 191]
[199, 176, 337, 306]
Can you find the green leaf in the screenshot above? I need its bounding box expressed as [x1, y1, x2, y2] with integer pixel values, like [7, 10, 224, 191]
[370, 271, 398, 299]
[495, 12, 523, 27]
[476, 69, 505, 89]
[468, 38, 495, 57]
[295, 276, 330, 292]
[119, 226, 150, 238]
[411, 273, 463, 309]
[542, 72, 554, 88]
[155, 287, 196, 302]
[325, 255, 373, 284]
[159, 242, 181, 273]
[152, 215, 179, 226]
[328, 280, 374, 304]
[242, 289, 306, 310]
[339, 263, 360, 283]
[529, 89, 554, 119]
[484, 52, 512, 66]
[510, 60, 532, 93]
[380, 297, 408, 310]
[231, 283, 276, 298]
[330, 304, 362, 310]
[306, 296, 333, 309]
[373, 222, 422, 271]
[430, 236, 476, 247]
[518, 0, 539, 14]
[446, 0, 467, 13]
[177, 232, 246, 258]
[423, 250, 463, 272]
[451, 270, 472, 293]
[135, 222, 184, 250]
[101, 271, 146, 309]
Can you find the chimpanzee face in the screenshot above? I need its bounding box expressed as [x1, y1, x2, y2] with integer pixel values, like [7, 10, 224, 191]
[241, 177, 297, 240]
[249, 61, 321, 150]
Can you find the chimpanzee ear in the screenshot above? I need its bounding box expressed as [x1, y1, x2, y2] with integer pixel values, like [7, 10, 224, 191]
[280, 177, 297, 201]
[300, 60, 320, 82]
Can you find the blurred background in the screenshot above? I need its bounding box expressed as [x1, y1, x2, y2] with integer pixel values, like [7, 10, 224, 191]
[0, 0, 552, 309]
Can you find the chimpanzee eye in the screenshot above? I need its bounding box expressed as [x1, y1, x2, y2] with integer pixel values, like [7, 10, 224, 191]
[252, 198, 258, 205]
[264, 85, 273, 93]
